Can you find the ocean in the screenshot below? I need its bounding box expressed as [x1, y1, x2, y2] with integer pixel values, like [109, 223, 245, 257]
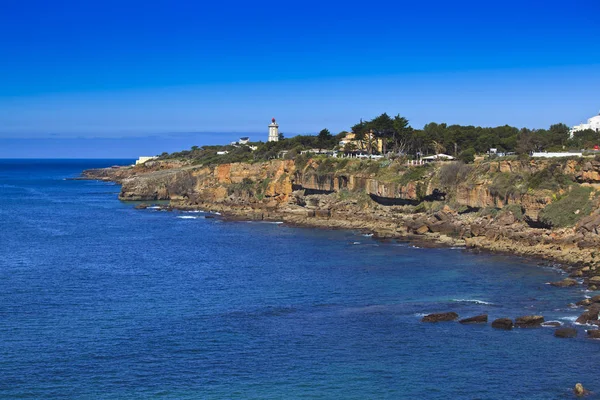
[0, 159, 598, 399]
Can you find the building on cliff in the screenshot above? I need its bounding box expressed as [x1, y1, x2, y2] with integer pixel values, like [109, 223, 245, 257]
[338, 131, 383, 153]
[268, 118, 279, 142]
[571, 111, 600, 137]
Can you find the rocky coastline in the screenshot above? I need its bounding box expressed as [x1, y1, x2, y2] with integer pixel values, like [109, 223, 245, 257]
[83, 156, 600, 340]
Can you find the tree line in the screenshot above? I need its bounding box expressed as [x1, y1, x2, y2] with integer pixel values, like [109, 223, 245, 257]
[349, 113, 599, 159]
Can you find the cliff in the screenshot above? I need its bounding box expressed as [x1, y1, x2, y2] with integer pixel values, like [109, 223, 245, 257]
[84, 156, 600, 279]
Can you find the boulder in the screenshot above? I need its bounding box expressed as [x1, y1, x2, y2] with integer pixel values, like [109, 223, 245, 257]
[577, 299, 592, 307]
[588, 276, 600, 286]
[433, 211, 451, 221]
[459, 314, 488, 324]
[415, 224, 430, 235]
[549, 278, 578, 288]
[591, 295, 600, 303]
[576, 309, 599, 324]
[587, 330, 600, 339]
[491, 318, 514, 330]
[515, 315, 544, 328]
[421, 312, 459, 323]
[495, 211, 516, 226]
[554, 327, 577, 338]
[574, 383, 590, 397]
[134, 203, 149, 209]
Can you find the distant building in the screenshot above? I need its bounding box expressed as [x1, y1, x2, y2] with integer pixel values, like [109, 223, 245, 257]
[339, 131, 383, 153]
[571, 112, 600, 137]
[239, 137, 250, 145]
[531, 152, 582, 158]
[135, 156, 156, 165]
[268, 118, 279, 142]
[422, 154, 455, 162]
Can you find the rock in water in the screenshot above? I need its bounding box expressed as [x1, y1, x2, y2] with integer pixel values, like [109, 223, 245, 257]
[576, 309, 599, 324]
[491, 318, 514, 330]
[549, 278, 578, 287]
[421, 312, 459, 322]
[515, 315, 544, 328]
[574, 383, 589, 396]
[554, 327, 577, 338]
[459, 314, 488, 324]
[587, 330, 600, 339]
[134, 203, 149, 209]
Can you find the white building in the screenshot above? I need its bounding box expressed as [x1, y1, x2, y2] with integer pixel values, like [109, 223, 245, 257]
[571, 112, 600, 137]
[239, 137, 250, 145]
[268, 118, 279, 142]
[135, 156, 156, 165]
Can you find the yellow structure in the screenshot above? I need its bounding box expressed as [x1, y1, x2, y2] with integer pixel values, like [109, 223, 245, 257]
[338, 131, 383, 153]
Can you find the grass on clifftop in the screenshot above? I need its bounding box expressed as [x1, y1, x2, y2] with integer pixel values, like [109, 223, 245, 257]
[539, 186, 595, 228]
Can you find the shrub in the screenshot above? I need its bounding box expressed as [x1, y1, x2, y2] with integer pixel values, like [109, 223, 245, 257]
[438, 162, 473, 188]
[538, 186, 594, 227]
[501, 204, 524, 220]
[458, 147, 476, 164]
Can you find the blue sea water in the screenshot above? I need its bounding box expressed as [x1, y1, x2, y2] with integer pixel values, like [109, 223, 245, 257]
[1, 159, 599, 399]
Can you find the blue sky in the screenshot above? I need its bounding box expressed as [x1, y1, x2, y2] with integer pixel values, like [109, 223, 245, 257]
[0, 0, 599, 157]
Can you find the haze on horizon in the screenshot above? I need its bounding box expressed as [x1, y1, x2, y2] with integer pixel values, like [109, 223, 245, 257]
[0, 0, 598, 158]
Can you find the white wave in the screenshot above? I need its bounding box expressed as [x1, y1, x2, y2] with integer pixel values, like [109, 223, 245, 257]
[362, 233, 373, 237]
[560, 316, 578, 322]
[147, 206, 161, 209]
[451, 299, 494, 305]
[183, 210, 202, 213]
[353, 241, 361, 245]
[176, 216, 199, 219]
[414, 313, 428, 317]
[450, 246, 466, 250]
[541, 321, 563, 327]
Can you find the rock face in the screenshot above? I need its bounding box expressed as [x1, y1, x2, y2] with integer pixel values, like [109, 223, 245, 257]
[81, 156, 600, 276]
[554, 327, 577, 338]
[515, 315, 544, 328]
[459, 314, 488, 324]
[421, 312, 459, 322]
[491, 318, 514, 330]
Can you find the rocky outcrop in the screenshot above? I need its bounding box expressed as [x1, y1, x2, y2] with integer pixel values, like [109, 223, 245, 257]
[81, 156, 600, 274]
[554, 327, 577, 338]
[421, 312, 459, 322]
[515, 315, 544, 328]
[550, 278, 579, 288]
[491, 318, 514, 330]
[459, 314, 488, 324]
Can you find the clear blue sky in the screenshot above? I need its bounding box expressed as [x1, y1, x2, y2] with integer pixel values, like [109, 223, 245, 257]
[1, 0, 599, 157]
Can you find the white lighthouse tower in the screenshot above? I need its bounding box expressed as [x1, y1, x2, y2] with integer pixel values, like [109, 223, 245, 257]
[268, 117, 279, 142]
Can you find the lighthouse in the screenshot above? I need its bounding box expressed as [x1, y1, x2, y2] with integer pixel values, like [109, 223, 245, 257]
[268, 118, 279, 142]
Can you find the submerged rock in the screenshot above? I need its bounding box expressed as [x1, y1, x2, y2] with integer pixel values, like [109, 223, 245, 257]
[134, 203, 149, 209]
[515, 315, 544, 328]
[491, 318, 514, 330]
[421, 312, 459, 322]
[554, 327, 577, 338]
[459, 314, 488, 324]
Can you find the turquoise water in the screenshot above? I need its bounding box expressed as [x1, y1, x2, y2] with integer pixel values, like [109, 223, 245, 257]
[0, 159, 598, 399]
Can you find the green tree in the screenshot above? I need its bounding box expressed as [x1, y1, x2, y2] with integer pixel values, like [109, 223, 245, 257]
[369, 113, 394, 154]
[317, 128, 333, 150]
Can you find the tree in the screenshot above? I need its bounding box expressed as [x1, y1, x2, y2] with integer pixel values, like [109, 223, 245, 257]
[278, 132, 285, 141]
[392, 114, 411, 154]
[317, 128, 333, 150]
[369, 113, 394, 154]
[351, 119, 369, 152]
